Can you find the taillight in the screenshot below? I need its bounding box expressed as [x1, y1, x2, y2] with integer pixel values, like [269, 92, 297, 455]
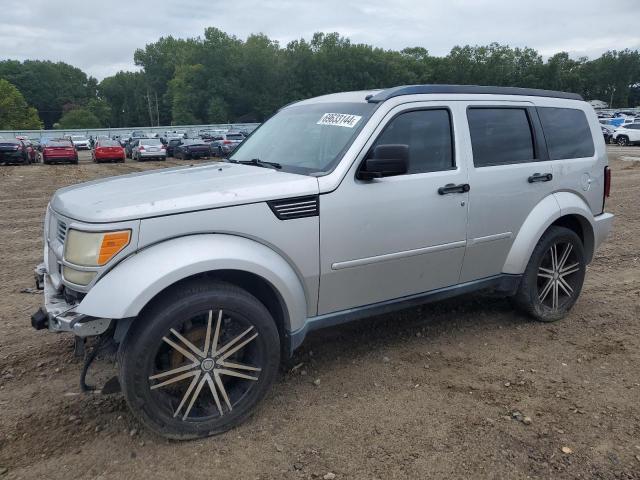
[139, 146, 145, 151]
[603, 166, 611, 212]
[223, 140, 232, 144]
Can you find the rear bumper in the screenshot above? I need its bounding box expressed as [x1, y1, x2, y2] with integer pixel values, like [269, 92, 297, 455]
[593, 212, 614, 251]
[138, 151, 166, 158]
[0, 152, 27, 162]
[188, 149, 210, 158]
[44, 155, 76, 161]
[32, 263, 112, 337]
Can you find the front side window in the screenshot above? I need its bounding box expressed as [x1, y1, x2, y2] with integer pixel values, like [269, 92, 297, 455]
[468, 108, 535, 167]
[538, 107, 595, 159]
[230, 102, 376, 175]
[371, 109, 454, 174]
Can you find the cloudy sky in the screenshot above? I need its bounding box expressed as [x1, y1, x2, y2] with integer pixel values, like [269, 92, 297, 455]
[1, 0, 639, 80]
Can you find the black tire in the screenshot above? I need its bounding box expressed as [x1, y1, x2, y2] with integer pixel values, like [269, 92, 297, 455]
[512, 226, 586, 322]
[617, 136, 629, 146]
[119, 279, 280, 439]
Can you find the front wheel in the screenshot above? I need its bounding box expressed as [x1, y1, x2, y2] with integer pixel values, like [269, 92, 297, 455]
[118, 280, 281, 439]
[617, 136, 629, 146]
[512, 226, 586, 322]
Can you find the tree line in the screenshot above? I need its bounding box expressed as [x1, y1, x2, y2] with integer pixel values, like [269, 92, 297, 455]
[1, 28, 640, 130]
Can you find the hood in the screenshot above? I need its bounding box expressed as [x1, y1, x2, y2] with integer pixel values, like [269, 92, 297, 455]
[51, 162, 319, 223]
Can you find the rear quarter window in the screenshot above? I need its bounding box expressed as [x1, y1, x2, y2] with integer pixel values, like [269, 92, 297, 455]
[538, 107, 595, 159]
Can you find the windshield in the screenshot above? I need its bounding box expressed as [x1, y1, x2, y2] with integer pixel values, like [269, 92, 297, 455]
[230, 102, 376, 175]
[141, 138, 162, 145]
[71, 136, 87, 141]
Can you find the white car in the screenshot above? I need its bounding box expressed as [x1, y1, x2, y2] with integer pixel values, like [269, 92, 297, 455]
[68, 135, 90, 150]
[612, 124, 640, 146]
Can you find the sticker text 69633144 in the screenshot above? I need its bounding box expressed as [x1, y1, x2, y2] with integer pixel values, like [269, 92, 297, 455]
[317, 113, 362, 128]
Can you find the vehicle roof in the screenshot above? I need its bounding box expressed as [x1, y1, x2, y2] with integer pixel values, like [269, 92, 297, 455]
[291, 84, 583, 108]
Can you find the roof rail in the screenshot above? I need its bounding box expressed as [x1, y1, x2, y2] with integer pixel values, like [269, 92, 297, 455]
[367, 85, 583, 103]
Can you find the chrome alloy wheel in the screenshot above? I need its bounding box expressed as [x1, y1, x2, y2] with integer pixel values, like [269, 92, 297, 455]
[148, 309, 262, 421]
[536, 242, 581, 311]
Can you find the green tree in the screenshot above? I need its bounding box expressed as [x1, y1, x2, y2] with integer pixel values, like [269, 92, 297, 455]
[87, 98, 112, 127]
[98, 71, 150, 127]
[0, 60, 97, 128]
[56, 108, 102, 129]
[0, 79, 43, 129]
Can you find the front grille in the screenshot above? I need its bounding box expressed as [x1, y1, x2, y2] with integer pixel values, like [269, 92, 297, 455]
[268, 195, 319, 220]
[56, 220, 67, 243]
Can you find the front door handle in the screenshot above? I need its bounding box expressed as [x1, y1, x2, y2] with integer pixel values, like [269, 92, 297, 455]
[528, 172, 553, 183]
[438, 183, 470, 195]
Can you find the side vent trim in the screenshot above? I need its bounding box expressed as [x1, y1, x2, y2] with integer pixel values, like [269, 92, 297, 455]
[268, 195, 319, 220]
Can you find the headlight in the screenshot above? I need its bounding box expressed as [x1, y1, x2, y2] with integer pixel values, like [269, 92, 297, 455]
[64, 229, 131, 266]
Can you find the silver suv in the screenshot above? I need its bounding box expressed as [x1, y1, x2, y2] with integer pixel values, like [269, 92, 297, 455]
[32, 85, 613, 439]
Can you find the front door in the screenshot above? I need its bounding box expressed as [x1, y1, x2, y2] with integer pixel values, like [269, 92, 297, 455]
[318, 103, 469, 314]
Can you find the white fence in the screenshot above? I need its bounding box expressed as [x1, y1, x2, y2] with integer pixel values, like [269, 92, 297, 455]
[0, 123, 261, 140]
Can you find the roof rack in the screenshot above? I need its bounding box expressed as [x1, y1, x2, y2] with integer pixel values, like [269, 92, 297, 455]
[366, 85, 583, 103]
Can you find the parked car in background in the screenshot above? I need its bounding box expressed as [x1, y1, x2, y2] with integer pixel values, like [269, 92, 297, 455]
[39, 136, 57, 151]
[601, 125, 615, 144]
[173, 139, 211, 160]
[0, 139, 31, 164]
[612, 124, 640, 146]
[42, 140, 78, 164]
[68, 135, 91, 150]
[209, 132, 245, 157]
[92, 139, 126, 163]
[125, 139, 138, 158]
[130, 130, 147, 140]
[132, 138, 166, 161]
[22, 140, 39, 162]
[165, 138, 183, 157]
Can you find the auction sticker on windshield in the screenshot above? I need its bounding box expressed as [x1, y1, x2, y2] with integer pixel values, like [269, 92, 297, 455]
[317, 113, 362, 128]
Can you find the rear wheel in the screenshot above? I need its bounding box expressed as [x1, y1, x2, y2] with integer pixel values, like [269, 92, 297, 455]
[617, 136, 629, 146]
[119, 280, 280, 439]
[513, 226, 585, 322]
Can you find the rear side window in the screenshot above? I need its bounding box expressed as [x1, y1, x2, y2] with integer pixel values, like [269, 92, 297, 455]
[373, 109, 454, 174]
[467, 108, 535, 167]
[538, 107, 594, 159]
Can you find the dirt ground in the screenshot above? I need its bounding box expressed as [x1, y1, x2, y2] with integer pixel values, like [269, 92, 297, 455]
[0, 148, 639, 480]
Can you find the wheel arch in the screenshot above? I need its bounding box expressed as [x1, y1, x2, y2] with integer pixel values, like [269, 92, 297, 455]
[502, 193, 596, 274]
[76, 234, 308, 339]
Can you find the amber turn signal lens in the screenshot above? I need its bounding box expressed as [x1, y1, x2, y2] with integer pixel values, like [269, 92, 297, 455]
[98, 231, 131, 265]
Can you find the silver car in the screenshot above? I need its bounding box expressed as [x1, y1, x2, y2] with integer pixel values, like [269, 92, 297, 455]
[32, 85, 613, 439]
[132, 137, 166, 161]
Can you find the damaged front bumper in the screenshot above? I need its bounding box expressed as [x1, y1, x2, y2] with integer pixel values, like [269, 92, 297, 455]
[31, 263, 112, 337]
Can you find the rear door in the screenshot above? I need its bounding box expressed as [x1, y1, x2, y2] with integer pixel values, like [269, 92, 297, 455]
[460, 102, 555, 281]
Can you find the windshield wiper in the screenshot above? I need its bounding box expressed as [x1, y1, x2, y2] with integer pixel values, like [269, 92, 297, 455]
[233, 158, 282, 170]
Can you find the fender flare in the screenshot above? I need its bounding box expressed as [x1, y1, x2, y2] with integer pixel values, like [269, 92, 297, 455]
[502, 193, 596, 274]
[76, 234, 308, 332]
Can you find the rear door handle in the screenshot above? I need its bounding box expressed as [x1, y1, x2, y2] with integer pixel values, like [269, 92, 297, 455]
[438, 183, 470, 195]
[528, 172, 553, 183]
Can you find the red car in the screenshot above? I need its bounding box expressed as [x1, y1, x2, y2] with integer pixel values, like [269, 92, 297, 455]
[22, 140, 39, 162]
[92, 139, 126, 163]
[42, 140, 78, 165]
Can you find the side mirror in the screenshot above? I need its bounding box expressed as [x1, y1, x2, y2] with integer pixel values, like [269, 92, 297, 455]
[357, 144, 409, 180]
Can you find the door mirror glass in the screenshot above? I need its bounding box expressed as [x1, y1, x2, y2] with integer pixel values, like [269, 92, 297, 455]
[358, 144, 409, 180]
